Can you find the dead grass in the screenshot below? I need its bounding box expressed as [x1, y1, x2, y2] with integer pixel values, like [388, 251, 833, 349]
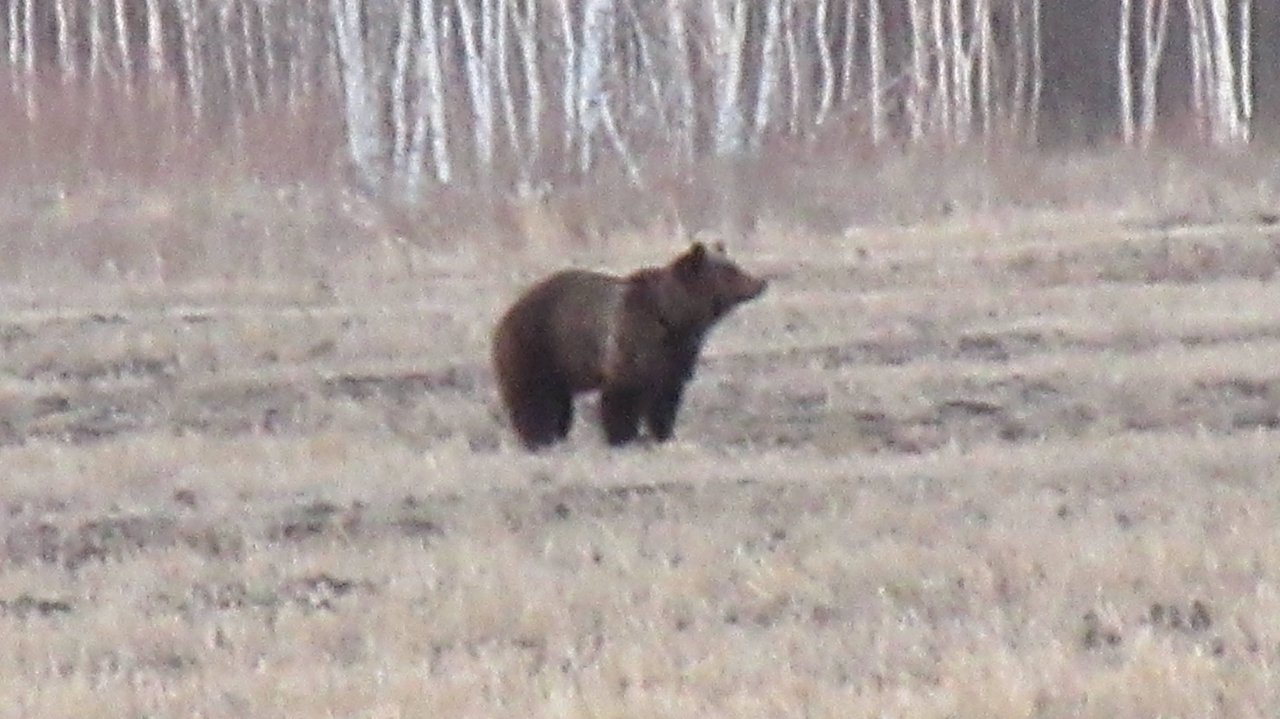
[1, 179, 1280, 717]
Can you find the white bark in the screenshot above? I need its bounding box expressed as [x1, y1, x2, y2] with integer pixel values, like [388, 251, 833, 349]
[783, 0, 802, 134]
[218, 3, 243, 141]
[456, 0, 497, 173]
[931, 0, 949, 136]
[177, 0, 205, 123]
[7, 0, 20, 82]
[495, 0, 526, 173]
[906, 0, 928, 141]
[239, 0, 263, 113]
[512, 0, 542, 168]
[621, 0, 666, 130]
[576, 0, 614, 173]
[1237, 0, 1253, 139]
[838, 0, 859, 105]
[666, 0, 695, 163]
[21, 0, 35, 117]
[867, 0, 884, 144]
[145, 0, 166, 80]
[331, 0, 388, 190]
[751, 0, 783, 147]
[113, 0, 135, 96]
[601, 96, 641, 181]
[408, 0, 453, 187]
[1206, 0, 1239, 144]
[949, 0, 966, 139]
[55, 0, 76, 82]
[709, 0, 747, 156]
[1138, 0, 1171, 146]
[1185, 0, 1210, 139]
[555, 0, 577, 169]
[260, 3, 279, 105]
[1118, 0, 1135, 143]
[1011, 0, 1026, 135]
[977, 0, 992, 137]
[391, 0, 416, 177]
[89, 0, 106, 83]
[1029, 0, 1042, 141]
[814, 0, 835, 127]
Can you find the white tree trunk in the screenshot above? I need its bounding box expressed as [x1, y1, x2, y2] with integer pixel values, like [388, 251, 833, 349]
[1185, 0, 1211, 140]
[1237, 0, 1253, 140]
[495, 0, 526, 177]
[331, 0, 388, 191]
[177, 0, 205, 123]
[556, 0, 578, 169]
[408, 0, 453, 188]
[89, 0, 106, 84]
[751, 0, 783, 148]
[1118, 0, 1135, 143]
[1138, 0, 1171, 147]
[21, 0, 35, 118]
[576, 0, 614, 173]
[113, 0, 135, 97]
[949, 0, 967, 139]
[145, 0, 166, 81]
[239, 0, 263, 113]
[783, 0, 802, 134]
[456, 0, 497, 173]
[621, 0, 666, 131]
[1206, 0, 1239, 144]
[931, 0, 950, 136]
[867, 0, 884, 144]
[55, 0, 76, 82]
[1029, 0, 1042, 141]
[8, 0, 21, 85]
[906, 0, 928, 141]
[838, 0, 860, 105]
[667, 0, 695, 163]
[814, 0, 835, 127]
[1011, 0, 1026, 136]
[976, 0, 992, 137]
[513, 0, 542, 172]
[391, 0, 416, 178]
[218, 4, 243, 143]
[709, 0, 747, 156]
[260, 3, 280, 105]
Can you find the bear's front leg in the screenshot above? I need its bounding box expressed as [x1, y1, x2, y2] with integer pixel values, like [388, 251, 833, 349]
[645, 381, 687, 442]
[601, 387, 645, 445]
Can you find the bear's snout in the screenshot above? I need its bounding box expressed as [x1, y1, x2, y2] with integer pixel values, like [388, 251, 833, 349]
[741, 274, 768, 301]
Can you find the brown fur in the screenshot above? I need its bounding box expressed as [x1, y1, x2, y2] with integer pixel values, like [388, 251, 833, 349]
[492, 242, 768, 450]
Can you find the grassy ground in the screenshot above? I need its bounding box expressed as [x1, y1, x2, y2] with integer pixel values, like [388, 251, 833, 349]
[1, 184, 1280, 717]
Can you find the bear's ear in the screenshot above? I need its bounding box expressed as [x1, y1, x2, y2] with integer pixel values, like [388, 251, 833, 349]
[674, 242, 707, 281]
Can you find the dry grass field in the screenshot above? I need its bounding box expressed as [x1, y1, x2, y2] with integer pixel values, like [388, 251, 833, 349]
[2, 183, 1280, 717]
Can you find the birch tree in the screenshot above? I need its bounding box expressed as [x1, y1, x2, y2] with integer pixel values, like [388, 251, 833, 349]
[576, 0, 614, 173]
[867, 0, 884, 144]
[407, 0, 453, 190]
[331, 0, 388, 190]
[751, 0, 783, 148]
[709, 0, 747, 156]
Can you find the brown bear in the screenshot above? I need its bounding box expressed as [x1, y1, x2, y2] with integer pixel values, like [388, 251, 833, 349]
[492, 242, 767, 450]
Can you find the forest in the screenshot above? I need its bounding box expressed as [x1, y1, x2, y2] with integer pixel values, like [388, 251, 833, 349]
[0, 0, 1275, 198]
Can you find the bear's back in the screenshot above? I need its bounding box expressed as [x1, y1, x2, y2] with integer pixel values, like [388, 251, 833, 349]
[502, 269, 625, 391]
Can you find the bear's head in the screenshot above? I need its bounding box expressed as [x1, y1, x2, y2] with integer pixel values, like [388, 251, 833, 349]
[645, 241, 767, 333]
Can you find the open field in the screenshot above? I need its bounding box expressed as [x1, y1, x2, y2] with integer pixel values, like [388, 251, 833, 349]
[2, 207, 1280, 717]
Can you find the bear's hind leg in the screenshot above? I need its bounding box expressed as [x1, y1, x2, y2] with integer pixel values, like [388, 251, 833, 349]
[601, 387, 644, 446]
[509, 383, 573, 450]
